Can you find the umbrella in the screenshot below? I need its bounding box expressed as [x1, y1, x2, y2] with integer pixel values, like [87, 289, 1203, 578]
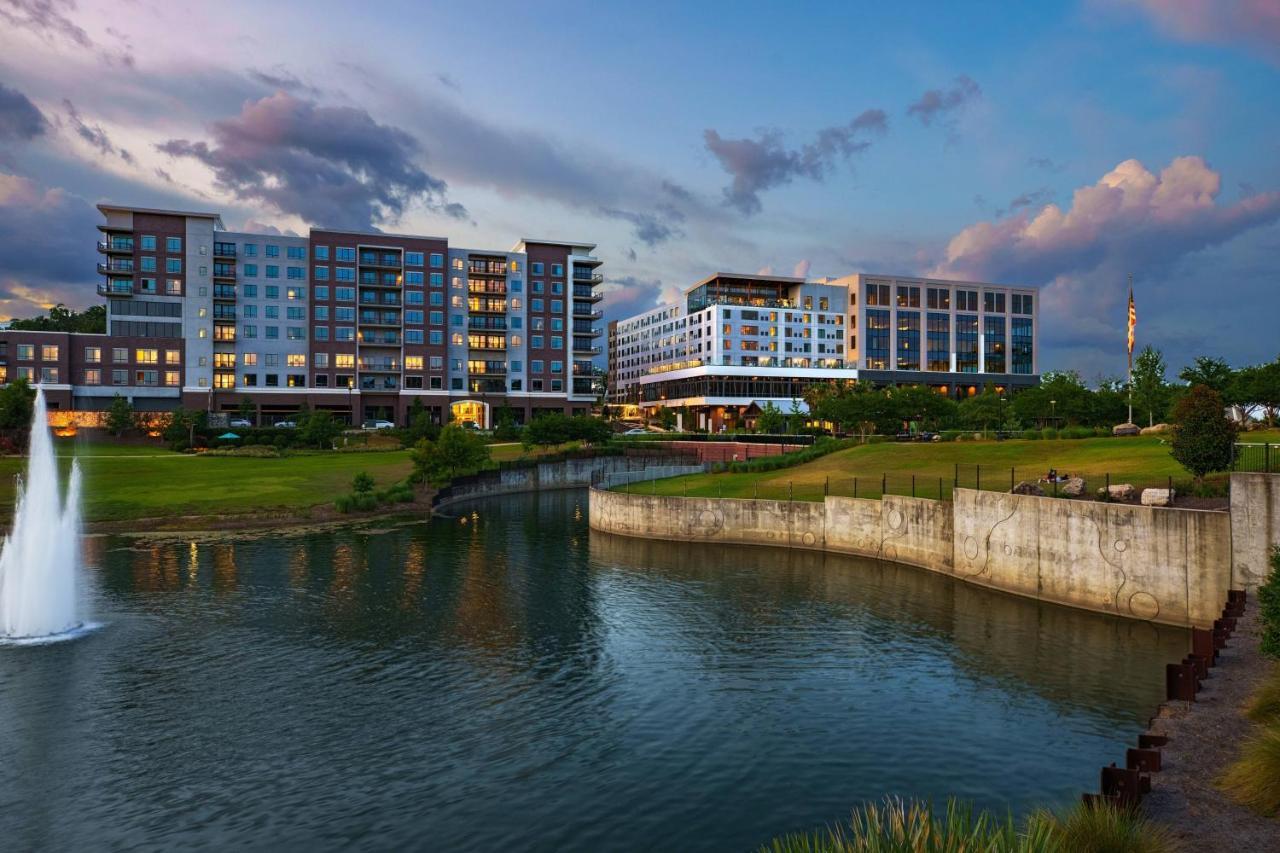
[217, 432, 241, 440]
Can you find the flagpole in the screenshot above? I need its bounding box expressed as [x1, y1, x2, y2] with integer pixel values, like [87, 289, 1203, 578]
[1127, 273, 1133, 425]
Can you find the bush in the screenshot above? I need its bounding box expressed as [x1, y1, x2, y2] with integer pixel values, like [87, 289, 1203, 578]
[202, 445, 281, 458]
[719, 437, 853, 474]
[1220, 727, 1280, 816]
[940, 430, 963, 442]
[1261, 546, 1280, 660]
[1041, 427, 1059, 440]
[1170, 384, 1237, 483]
[1022, 429, 1042, 440]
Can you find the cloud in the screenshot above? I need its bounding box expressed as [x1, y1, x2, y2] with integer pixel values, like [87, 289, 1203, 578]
[930, 156, 1280, 366]
[157, 91, 466, 230]
[997, 187, 1054, 217]
[600, 274, 675, 325]
[704, 109, 887, 215]
[0, 83, 49, 143]
[907, 75, 981, 127]
[0, 0, 133, 67]
[1113, 0, 1280, 64]
[1027, 156, 1066, 173]
[599, 205, 684, 247]
[247, 68, 321, 96]
[63, 99, 134, 164]
[436, 72, 460, 92]
[0, 172, 99, 319]
[792, 259, 811, 278]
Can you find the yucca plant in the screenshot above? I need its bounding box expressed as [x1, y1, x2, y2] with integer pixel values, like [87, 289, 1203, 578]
[1220, 727, 1280, 816]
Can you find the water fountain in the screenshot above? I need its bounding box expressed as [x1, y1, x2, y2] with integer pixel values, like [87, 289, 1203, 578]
[0, 388, 88, 643]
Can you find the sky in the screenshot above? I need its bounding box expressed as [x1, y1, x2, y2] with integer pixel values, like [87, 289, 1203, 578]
[0, 0, 1278, 380]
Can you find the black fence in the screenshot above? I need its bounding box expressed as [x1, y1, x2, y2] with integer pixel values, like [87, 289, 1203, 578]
[1233, 442, 1276, 473]
[613, 432, 816, 446]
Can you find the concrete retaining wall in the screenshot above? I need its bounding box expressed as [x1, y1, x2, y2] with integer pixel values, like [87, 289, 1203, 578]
[1229, 472, 1280, 590]
[436, 457, 706, 509]
[952, 489, 1231, 627]
[590, 483, 1245, 628]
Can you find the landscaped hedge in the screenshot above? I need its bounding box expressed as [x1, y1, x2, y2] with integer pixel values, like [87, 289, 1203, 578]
[712, 437, 855, 474]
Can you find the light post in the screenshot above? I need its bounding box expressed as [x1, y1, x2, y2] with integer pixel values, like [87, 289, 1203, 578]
[1050, 399, 1057, 427]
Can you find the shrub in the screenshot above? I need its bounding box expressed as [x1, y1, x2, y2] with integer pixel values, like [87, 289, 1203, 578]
[1220, 727, 1280, 816]
[1170, 384, 1237, 484]
[1029, 801, 1178, 853]
[202, 445, 281, 458]
[940, 430, 963, 442]
[352, 471, 376, 494]
[1041, 427, 1059, 440]
[1247, 671, 1280, 726]
[1261, 546, 1280, 659]
[1022, 429, 1042, 440]
[334, 495, 354, 513]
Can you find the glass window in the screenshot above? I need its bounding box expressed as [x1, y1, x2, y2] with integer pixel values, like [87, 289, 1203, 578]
[984, 315, 1006, 373]
[265, 265, 279, 279]
[265, 244, 279, 258]
[140, 235, 156, 251]
[314, 245, 329, 260]
[166, 236, 182, 253]
[41, 344, 58, 360]
[956, 316, 979, 373]
[85, 347, 101, 363]
[166, 258, 182, 274]
[287, 246, 305, 260]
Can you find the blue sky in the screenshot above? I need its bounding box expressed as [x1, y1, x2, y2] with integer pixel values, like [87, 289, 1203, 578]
[1, 0, 1277, 378]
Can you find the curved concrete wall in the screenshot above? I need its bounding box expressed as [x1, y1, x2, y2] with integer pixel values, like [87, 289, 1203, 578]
[589, 483, 1243, 628]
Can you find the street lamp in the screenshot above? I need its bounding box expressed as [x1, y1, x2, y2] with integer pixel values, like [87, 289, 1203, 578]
[1050, 399, 1057, 426]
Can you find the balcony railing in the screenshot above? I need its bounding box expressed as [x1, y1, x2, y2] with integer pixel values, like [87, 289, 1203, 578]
[573, 285, 603, 301]
[359, 312, 401, 326]
[97, 261, 134, 275]
[358, 359, 401, 372]
[467, 261, 507, 275]
[359, 293, 400, 305]
[213, 263, 236, 279]
[359, 331, 401, 346]
[572, 270, 604, 284]
[360, 272, 401, 287]
[97, 239, 134, 254]
[213, 285, 237, 300]
[467, 281, 506, 295]
[467, 317, 508, 330]
[360, 252, 402, 268]
[572, 345, 602, 356]
[572, 306, 603, 320]
[360, 378, 400, 391]
[213, 243, 237, 258]
[97, 281, 134, 297]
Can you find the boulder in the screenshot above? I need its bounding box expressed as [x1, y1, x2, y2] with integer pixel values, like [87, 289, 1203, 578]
[1098, 483, 1136, 501]
[1061, 477, 1087, 497]
[1141, 488, 1175, 507]
[1112, 422, 1140, 436]
[1139, 423, 1169, 435]
[1012, 480, 1045, 496]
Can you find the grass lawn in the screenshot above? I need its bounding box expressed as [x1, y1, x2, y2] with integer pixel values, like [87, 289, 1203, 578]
[617, 436, 1201, 502]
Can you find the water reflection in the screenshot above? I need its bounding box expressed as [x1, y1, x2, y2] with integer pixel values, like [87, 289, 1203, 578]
[1, 491, 1186, 853]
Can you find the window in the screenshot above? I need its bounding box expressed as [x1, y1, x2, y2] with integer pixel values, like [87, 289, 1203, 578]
[955, 315, 979, 373]
[166, 258, 182, 274]
[314, 286, 329, 300]
[266, 326, 279, 339]
[405, 329, 424, 344]
[287, 374, 305, 388]
[314, 374, 330, 388]
[212, 373, 234, 389]
[243, 353, 258, 367]
[265, 305, 279, 319]
[314, 306, 330, 320]
[141, 256, 157, 273]
[287, 246, 305, 260]
[140, 278, 157, 294]
[314, 245, 329, 261]
[265, 354, 279, 367]
[551, 264, 563, 276]
[405, 310, 424, 324]
[984, 316, 1006, 372]
[314, 266, 330, 281]
[984, 291, 1006, 314]
[531, 262, 544, 275]
[243, 325, 257, 339]
[428, 310, 442, 326]
[266, 265, 279, 279]
[896, 312, 920, 370]
[243, 305, 258, 319]
[405, 356, 424, 370]
[166, 236, 182, 253]
[265, 244, 280, 258]
[140, 235, 156, 251]
[429, 272, 443, 287]
[957, 290, 979, 312]
[41, 344, 58, 360]
[336, 354, 355, 369]
[313, 326, 329, 341]
[927, 313, 950, 372]
[287, 307, 304, 320]
[166, 279, 182, 295]
[165, 349, 180, 364]
[85, 346, 101, 363]
[165, 371, 180, 387]
[265, 285, 279, 299]
[136, 348, 158, 364]
[405, 252, 424, 266]
[243, 244, 258, 257]
[336, 327, 355, 342]
[287, 354, 306, 368]
[265, 374, 279, 387]
[287, 327, 305, 340]
[336, 267, 355, 282]
[111, 369, 128, 386]
[112, 347, 128, 363]
[336, 286, 355, 301]
[335, 247, 356, 262]
[83, 368, 101, 385]
[1011, 317, 1034, 374]
[865, 309, 890, 369]
[429, 330, 443, 345]
[134, 369, 157, 386]
[865, 282, 890, 306]
[287, 267, 304, 280]
[430, 253, 443, 267]
[404, 271, 424, 285]
[1013, 293, 1034, 315]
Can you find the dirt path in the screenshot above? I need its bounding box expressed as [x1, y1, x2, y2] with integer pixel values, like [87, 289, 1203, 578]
[1143, 601, 1280, 850]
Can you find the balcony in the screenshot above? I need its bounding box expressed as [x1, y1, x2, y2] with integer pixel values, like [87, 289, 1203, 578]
[213, 263, 236, 280]
[572, 306, 603, 320]
[467, 261, 507, 276]
[572, 269, 604, 284]
[468, 337, 507, 351]
[97, 281, 134, 297]
[573, 378, 595, 395]
[360, 273, 402, 287]
[213, 243, 237, 259]
[469, 378, 506, 394]
[467, 317, 508, 330]
[359, 252, 402, 268]
[212, 307, 237, 321]
[572, 345, 602, 356]
[360, 377, 400, 391]
[468, 299, 506, 314]
[573, 285, 603, 302]
[359, 331, 402, 346]
[359, 311, 401, 326]
[359, 293, 401, 306]
[97, 239, 134, 254]
[213, 285, 237, 301]
[98, 260, 134, 275]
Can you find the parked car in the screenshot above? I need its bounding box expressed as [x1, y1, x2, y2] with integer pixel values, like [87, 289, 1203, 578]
[362, 419, 396, 430]
[623, 428, 650, 435]
[228, 418, 252, 429]
[274, 420, 297, 429]
[458, 421, 484, 432]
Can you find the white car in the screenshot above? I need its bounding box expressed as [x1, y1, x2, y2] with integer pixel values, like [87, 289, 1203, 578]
[623, 428, 650, 435]
[362, 419, 396, 430]
[228, 418, 253, 429]
[274, 420, 297, 429]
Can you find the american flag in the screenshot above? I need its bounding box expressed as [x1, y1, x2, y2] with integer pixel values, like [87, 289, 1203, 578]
[1127, 286, 1136, 354]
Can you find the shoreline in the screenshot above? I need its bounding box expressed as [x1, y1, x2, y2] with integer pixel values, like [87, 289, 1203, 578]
[81, 495, 438, 537]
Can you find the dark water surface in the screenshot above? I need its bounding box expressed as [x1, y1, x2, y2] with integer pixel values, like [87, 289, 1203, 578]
[0, 490, 1187, 852]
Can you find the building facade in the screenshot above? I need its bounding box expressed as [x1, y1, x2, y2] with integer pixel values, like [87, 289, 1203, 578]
[608, 272, 1038, 431]
[0, 205, 604, 427]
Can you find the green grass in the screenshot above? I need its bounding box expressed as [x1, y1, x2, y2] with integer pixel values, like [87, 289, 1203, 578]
[761, 797, 1176, 853]
[1220, 726, 1280, 817]
[0, 445, 416, 523]
[618, 436, 1195, 502]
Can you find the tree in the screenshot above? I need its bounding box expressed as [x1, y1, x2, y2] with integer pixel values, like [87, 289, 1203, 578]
[567, 415, 611, 446]
[106, 394, 134, 437]
[299, 410, 340, 448]
[524, 412, 570, 448]
[1179, 356, 1234, 397]
[403, 409, 442, 447]
[0, 378, 36, 446]
[655, 407, 676, 431]
[352, 471, 376, 494]
[411, 425, 490, 486]
[1231, 358, 1280, 427]
[958, 387, 1008, 433]
[492, 405, 520, 441]
[1012, 371, 1093, 426]
[8, 303, 106, 333]
[756, 402, 785, 434]
[788, 398, 804, 433]
[162, 406, 200, 449]
[1131, 345, 1169, 427]
[890, 385, 957, 432]
[1169, 385, 1237, 484]
[238, 397, 257, 425]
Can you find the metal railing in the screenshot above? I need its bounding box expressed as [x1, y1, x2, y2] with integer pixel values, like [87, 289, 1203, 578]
[1233, 442, 1276, 473]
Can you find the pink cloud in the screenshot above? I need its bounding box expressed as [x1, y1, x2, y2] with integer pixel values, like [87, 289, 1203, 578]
[1114, 0, 1280, 63]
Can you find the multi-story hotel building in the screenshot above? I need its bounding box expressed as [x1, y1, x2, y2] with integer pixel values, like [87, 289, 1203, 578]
[608, 272, 1038, 431]
[0, 204, 603, 427]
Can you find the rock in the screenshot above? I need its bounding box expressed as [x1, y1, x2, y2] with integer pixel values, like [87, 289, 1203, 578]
[1139, 423, 1169, 435]
[1012, 480, 1045, 496]
[1061, 477, 1087, 497]
[1141, 488, 1175, 507]
[1113, 422, 1140, 436]
[1097, 483, 1136, 501]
